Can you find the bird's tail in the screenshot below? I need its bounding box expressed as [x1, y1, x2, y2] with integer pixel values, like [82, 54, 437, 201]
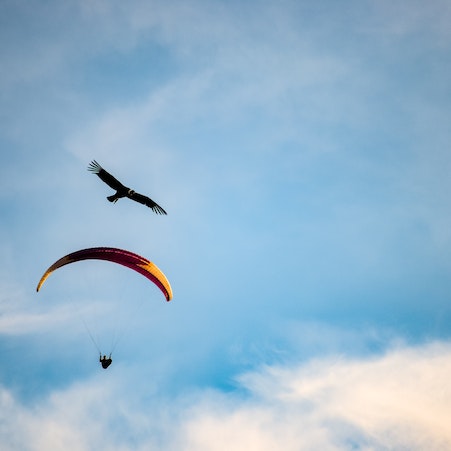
[107, 195, 118, 203]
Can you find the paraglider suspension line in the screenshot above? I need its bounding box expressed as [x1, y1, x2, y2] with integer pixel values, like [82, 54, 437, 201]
[82, 317, 102, 355]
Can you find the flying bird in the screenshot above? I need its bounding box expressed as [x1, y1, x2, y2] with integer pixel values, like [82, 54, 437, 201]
[88, 160, 167, 215]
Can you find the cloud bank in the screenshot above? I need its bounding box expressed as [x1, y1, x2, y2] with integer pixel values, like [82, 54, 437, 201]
[2, 340, 450, 450]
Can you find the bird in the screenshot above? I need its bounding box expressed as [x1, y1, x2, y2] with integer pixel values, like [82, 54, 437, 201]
[88, 160, 167, 215]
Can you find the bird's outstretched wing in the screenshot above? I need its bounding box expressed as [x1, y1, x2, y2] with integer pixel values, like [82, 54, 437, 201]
[88, 160, 127, 191]
[129, 191, 167, 215]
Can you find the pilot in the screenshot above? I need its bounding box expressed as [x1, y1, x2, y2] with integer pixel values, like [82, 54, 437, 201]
[99, 354, 112, 369]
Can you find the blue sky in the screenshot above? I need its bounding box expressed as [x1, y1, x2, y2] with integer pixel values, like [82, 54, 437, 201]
[1, 0, 451, 449]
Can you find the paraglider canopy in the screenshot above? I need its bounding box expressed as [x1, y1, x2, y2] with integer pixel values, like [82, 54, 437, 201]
[36, 247, 172, 301]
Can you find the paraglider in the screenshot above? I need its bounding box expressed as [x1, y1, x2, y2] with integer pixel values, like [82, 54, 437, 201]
[36, 247, 173, 369]
[36, 247, 173, 301]
[88, 160, 167, 215]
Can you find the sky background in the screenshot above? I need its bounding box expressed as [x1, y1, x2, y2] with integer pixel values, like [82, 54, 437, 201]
[1, 0, 451, 449]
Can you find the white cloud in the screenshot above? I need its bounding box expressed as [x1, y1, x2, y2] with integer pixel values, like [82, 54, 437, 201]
[1, 341, 451, 450]
[237, 343, 451, 449]
[174, 342, 451, 450]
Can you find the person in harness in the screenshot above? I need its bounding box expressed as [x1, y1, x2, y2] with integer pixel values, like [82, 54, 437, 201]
[99, 353, 112, 369]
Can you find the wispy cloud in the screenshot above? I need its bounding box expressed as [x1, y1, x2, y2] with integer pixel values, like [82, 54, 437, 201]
[0, 287, 107, 338]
